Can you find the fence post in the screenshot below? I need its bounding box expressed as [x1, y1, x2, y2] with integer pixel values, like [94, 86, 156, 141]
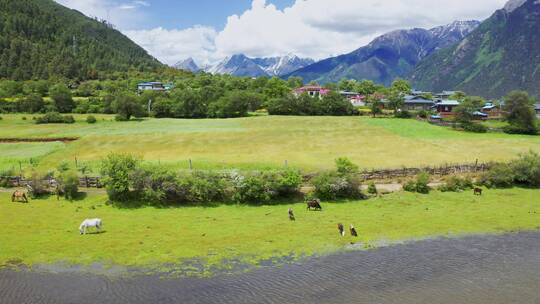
[189, 159, 193, 170]
[284, 160, 288, 168]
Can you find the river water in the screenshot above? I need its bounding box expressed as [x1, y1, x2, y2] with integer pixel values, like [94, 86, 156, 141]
[2, 232, 540, 304]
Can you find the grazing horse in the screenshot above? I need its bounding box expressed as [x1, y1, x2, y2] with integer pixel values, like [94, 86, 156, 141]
[306, 199, 322, 211]
[350, 224, 358, 237]
[11, 190, 28, 203]
[474, 188, 483, 196]
[79, 218, 102, 235]
[288, 208, 295, 221]
[338, 223, 345, 236]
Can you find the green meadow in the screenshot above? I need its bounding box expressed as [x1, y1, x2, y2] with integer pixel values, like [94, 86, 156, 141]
[1, 188, 539, 270]
[0, 114, 539, 173]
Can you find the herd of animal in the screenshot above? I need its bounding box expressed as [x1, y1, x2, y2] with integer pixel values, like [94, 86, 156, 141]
[10, 188, 485, 237]
[289, 199, 359, 238]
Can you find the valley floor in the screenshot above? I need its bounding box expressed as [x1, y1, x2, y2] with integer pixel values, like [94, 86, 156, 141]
[0, 115, 539, 173]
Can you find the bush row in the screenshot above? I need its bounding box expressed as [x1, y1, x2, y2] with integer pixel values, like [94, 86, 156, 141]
[100, 154, 365, 206]
[479, 151, 540, 188]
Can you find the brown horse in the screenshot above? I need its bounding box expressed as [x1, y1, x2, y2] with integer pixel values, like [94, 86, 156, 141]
[306, 199, 322, 211]
[11, 190, 28, 203]
[474, 188, 483, 196]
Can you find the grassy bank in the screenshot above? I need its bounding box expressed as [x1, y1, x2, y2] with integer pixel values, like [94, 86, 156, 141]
[1, 188, 539, 271]
[0, 115, 539, 173]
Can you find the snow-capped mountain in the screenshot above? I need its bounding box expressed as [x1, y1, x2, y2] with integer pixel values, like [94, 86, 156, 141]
[285, 20, 480, 85]
[253, 55, 315, 76]
[205, 54, 314, 77]
[173, 58, 200, 72]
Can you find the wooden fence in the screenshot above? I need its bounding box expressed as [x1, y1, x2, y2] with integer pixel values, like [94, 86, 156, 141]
[1, 162, 492, 188]
[0, 176, 102, 188]
[355, 162, 491, 181]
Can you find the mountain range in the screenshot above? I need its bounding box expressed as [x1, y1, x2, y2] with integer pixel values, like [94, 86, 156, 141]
[410, 0, 540, 98]
[284, 20, 480, 85]
[0, 0, 161, 80]
[175, 54, 314, 77]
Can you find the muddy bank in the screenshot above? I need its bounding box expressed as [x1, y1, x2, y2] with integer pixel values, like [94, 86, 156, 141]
[0, 137, 78, 143]
[2, 232, 540, 304]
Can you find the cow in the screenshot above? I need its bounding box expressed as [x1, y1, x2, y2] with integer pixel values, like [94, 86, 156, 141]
[338, 223, 345, 236]
[350, 224, 358, 237]
[474, 188, 483, 196]
[306, 199, 322, 211]
[288, 208, 295, 221]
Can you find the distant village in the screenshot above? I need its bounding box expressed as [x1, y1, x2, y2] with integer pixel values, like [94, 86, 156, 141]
[138, 81, 540, 119]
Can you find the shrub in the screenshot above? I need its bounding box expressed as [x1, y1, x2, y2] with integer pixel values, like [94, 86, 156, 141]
[22, 116, 27, 120]
[35, 112, 75, 124]
[232, 172, 276, 204]
[335, 157, 358, 176]
[101, 154, 140, 201]
[60, 171, 79, 200]
[86, 115, 97, 124]
[115, 114, 128, 121]
[28, 171, 51, 198]
[439, 176, 473, 192]
[403, 172, 431, 194]
[394, 110, 412, 119]
[312, 171, 363, 200]
[479, 163, 514, 188]
[231, 170, 302, 204]
[462, 122, 488, 133]
[417, 110, 428, 119]
[509, 151, 540, 187]
[367, 182, 377, 195]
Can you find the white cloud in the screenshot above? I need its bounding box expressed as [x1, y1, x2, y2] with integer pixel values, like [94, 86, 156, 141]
[57, 0, 510, 65]
[124, 26, 219, 66]
[55, 0, 148, 28]
[214, 0, 508, 60]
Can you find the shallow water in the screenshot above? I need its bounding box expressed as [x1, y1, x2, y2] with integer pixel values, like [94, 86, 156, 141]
[2, 232, 540, 304]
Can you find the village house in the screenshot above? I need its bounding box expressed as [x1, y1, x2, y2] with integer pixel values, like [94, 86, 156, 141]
[435, 91, 456, 100]
[403, 95, 435, 111]
[410, 90, 432, 97]
[137, 82, 173, 92]
[535, 104, 540, 118]
[339, 91, 366, 106]
[433, 100, 460, 118]
[293, 86, 331, 98]
[481, 102, 503, 118]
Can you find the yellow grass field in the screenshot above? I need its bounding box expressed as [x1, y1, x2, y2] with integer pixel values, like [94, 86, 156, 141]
[0, 114, 539, 173]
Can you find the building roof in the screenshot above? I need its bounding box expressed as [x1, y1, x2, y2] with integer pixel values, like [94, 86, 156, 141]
[404, 95, 434, 104]
[473, 111, 488, 117]
[436, 100, 460, 106]
[535, 104, 540, 110]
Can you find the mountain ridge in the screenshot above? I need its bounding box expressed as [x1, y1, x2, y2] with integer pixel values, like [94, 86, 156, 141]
[283, 20, 480, 85]
[410, 0, 540, 98]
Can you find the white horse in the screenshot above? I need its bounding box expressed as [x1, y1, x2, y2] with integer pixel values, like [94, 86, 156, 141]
[79, 218, 103, 235]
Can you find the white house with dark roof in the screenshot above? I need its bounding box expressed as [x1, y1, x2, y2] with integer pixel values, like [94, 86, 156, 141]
[535, 104, 540, 117]
[434, 100, 460, 117]
[403, 95, 435, 111]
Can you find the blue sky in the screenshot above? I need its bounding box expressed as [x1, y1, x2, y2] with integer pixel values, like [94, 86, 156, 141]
[56, 0, 509, 65]
[140, 0, 295, 30]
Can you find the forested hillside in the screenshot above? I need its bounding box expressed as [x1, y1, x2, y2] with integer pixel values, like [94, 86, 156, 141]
[0, 0, 162, 80]
[411, 0, 540, 98]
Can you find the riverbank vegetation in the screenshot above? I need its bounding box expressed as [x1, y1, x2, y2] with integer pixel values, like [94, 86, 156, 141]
[1, 187, 539, 271]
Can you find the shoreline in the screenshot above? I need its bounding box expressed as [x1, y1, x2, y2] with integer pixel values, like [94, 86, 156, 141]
[2, 231, 540, 304]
